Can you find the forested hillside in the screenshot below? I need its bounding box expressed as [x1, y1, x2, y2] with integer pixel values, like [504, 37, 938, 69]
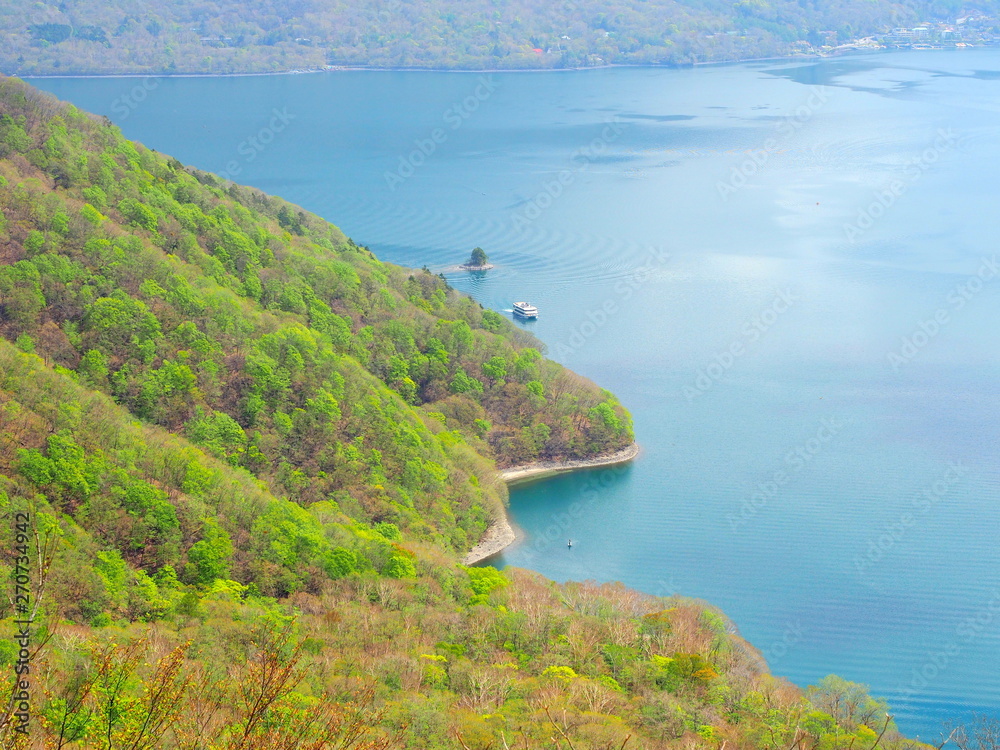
[0, 76, 927, 749]
[2, 0, 999, 75]
[0, 347, 925, 749]
[0, 76, 632, 553]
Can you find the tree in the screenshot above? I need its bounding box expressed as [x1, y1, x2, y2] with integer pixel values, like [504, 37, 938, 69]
[467, 247, 489, 267]
[481, 356, 507, 384]
[806, 675, 890, 730]
[118, 198, 159, 231]
[955, 717, 1000, 750]
[186, 519, 234, 585]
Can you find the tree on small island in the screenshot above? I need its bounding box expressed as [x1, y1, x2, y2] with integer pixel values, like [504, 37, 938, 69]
[462, 246, 492, 270]
[470, 247, 488, 266]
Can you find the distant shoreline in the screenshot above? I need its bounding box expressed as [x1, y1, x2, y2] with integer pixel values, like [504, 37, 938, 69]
[16, 46, 970, 81]
[462, 442, 640, 565]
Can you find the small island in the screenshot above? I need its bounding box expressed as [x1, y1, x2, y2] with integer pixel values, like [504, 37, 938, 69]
[459, 246, 494, 271]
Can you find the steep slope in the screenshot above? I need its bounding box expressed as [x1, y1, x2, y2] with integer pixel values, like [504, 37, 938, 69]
[0, 348, 920, 748]
[0, 78, 925, 750]
[0, 76, 632, 564]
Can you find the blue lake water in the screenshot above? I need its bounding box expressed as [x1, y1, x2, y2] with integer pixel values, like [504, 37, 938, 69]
[28, 49, 1000, 739]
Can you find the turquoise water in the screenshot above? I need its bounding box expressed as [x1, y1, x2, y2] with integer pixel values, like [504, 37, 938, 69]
[28, 50, 1000, 739]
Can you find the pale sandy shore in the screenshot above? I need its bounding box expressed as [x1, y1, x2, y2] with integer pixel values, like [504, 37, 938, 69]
[461, 443, 639, 565]
[461, 517, 518, 567]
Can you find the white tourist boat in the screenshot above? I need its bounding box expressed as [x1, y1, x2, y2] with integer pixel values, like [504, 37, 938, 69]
[512, 301, 539, 319]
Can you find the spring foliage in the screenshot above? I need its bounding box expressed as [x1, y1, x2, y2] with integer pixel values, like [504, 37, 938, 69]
[0, 75, 632, 563]
[0, 78, 925, 750]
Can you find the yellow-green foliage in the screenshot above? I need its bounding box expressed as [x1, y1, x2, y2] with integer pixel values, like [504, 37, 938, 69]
[0, 78, 925, 750]
[465, 565, 508, 606]
[2, 570, 920, 750]
[542, 665, 578, 683]
[0, 79, 632, 570]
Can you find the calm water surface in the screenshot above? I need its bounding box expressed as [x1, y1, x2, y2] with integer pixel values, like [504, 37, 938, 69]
[30, 50, 1000, 738]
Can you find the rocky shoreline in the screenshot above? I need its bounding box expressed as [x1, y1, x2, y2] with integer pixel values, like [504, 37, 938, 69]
[461, 443, 640, 565]
[461, 517, 518, 567]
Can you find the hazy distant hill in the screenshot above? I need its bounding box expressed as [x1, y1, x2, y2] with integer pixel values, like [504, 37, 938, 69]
[2, 0, 998, 74]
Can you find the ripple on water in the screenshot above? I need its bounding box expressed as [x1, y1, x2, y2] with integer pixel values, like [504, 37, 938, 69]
[305, 195, 673, 291]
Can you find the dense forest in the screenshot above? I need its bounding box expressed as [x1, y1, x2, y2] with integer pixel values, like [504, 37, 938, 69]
[2, 0, 999, 75]
[0, 72, 633, 555]
[0, 75, 952, 749]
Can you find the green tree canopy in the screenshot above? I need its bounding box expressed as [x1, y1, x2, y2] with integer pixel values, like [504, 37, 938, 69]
[468, 246, 489, 267]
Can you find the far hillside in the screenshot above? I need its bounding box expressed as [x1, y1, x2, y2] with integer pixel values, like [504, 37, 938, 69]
[2, 0, 998, 74]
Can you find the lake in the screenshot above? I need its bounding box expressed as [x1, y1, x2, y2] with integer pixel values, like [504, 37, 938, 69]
[29, 49, 1000, 739]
